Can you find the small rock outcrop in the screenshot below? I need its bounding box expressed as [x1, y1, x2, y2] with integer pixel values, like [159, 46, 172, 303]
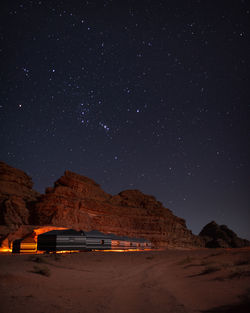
[199, 221, 250, 248]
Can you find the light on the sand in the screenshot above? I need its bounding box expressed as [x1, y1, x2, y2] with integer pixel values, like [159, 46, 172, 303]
[0, 247, 12, 253]
[0, 239, 12, 253]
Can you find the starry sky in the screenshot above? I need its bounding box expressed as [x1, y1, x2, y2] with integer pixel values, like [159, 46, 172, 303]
[1, 1, 249, 239]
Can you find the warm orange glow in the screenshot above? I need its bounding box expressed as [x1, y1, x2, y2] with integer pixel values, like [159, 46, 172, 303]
[0, 226, 153, 254]
[0, 238, 12, 253]
[20, 226, 68, 253]
[0, 247, 12, 253]
[33, 226, 67, 241]
[0, 226, 68, 253]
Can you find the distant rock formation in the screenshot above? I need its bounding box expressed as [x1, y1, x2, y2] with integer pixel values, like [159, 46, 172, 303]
[0, 162, 203, 248]
[199, 221, 250, 248]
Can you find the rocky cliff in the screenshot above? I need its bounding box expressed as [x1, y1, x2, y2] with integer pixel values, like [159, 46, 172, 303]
[0, 162, 40, 227]
[0, 162, 203, 248]
[0, 162, 40, 247]
[34, 170, 203, 247]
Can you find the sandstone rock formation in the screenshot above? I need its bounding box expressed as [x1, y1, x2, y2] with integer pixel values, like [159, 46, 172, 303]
[199, 221, 250, 248]
[0, 162, 40, 247]
[34, 171, 203, 247]
[0, 162, 40, 225]
[0, 162, 204, 248]
[2, 162, 249, 250]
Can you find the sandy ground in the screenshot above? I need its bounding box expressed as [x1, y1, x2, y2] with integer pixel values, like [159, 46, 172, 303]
[0, 248, 250, 313]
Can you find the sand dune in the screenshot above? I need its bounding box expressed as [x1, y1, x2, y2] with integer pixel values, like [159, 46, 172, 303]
[0, 248, 250, 313]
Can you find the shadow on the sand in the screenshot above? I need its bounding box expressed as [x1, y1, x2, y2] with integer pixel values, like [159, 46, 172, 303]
[201, 299, 250, 313]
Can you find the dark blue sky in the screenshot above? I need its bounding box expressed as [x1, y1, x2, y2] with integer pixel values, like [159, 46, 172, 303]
[1, 1, 249, 239]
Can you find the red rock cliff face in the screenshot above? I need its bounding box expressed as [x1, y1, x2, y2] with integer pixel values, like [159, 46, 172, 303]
[34, 170, 203, 247]
[0, 162, 40, 244]
[0, 162, 204, 248]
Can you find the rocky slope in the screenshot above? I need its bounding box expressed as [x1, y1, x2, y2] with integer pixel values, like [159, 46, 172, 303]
[0, 162, 204, 248]
[199, 221, 250, 248]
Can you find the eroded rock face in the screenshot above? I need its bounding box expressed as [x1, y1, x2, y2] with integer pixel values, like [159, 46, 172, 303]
[34, 171, 203, 247]
[0, 162, 40, 227]
[0, 162, 39, 201]
[0, 162, 204, 248]
[199, 221, 250, 248]
[0, 162, 41, 246]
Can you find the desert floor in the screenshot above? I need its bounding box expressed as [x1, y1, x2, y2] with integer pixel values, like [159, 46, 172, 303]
[0, 248, 250, 313]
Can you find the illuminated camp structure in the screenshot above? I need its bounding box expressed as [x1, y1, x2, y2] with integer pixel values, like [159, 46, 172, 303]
[12, 236, 37, 253]
[10, 228, 151, 253]
[37, 229, 110, 252]
[36, 229, 151, 252]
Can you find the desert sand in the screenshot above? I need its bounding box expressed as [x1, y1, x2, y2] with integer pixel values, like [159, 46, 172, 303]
[0, 248, 250, 313]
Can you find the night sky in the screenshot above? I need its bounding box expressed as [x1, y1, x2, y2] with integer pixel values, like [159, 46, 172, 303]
[1, 1, 249, 239]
